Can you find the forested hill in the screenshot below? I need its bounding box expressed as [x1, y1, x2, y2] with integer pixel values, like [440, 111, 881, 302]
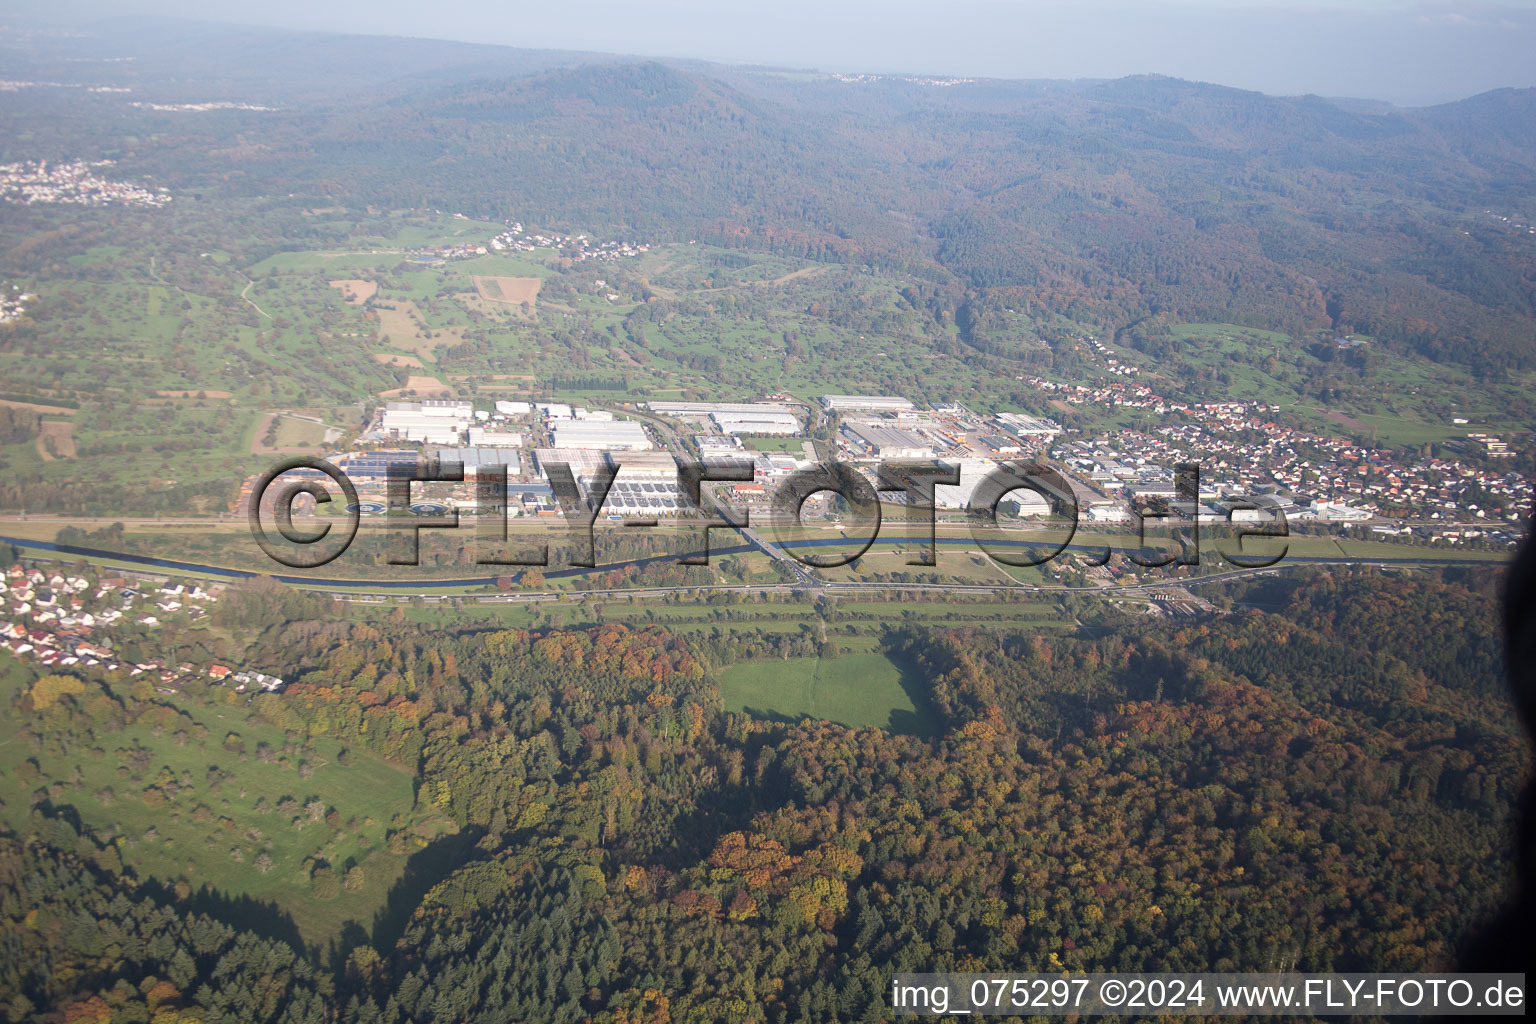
[3, 18, 1536, 370]
[0, 568, 1524, 1021]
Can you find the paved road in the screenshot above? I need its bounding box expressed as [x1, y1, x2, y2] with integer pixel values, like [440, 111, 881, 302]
[2, 531, 1466, 605]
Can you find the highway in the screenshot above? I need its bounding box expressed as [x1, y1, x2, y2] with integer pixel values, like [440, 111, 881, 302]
[0, 531, 1475, 603]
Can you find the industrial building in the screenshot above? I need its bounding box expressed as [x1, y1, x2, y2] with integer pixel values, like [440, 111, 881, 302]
[994, 412, 1063, 436]
[551, 419, 653, 451]
[710, 411, 799, 435]
[841, 422, 933, 459]
[577, 452, 692, 517]
[380, 400, 473, 445]
[647, 401, 794, 417]
[494, 400, 532, 416]
[979, 434, 1025, 455]
[332, 450, 422, 485]
[466, 427, 523, 447]
[439, 448, 522, 475]
[933, 459, 1000, 510]
[696, 435, 745, 457]
[822, 394, 915, 412]
[531, 448, 611, 480]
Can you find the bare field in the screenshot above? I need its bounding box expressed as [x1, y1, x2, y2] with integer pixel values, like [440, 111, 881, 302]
[250, 413, 328, 454]
[372, 300, 471, 361]
[1319, 408, 1374, 434]
[329, 279, 378, 305]
[380, 375, 452, 397]
[0, 398, 76, 415]
[472, 275, 541, 310]
[37, 421, 76, 460]
[372, 352, 426, 369]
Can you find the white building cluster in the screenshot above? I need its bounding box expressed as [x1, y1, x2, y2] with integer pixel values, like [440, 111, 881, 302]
[381, 400, 474, 446]
[3, 564, 284, 695]
[646, 401, 801, 436]
[0, 160, 170, 208]
[0, 287, 35, 325]
[484, 222, 650, 262]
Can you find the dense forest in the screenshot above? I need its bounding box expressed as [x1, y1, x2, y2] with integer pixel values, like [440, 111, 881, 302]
[1, 566, 1525, 1021]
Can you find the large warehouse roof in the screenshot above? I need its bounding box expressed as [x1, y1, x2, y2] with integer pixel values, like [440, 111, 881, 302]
[551, 419, 653, 450]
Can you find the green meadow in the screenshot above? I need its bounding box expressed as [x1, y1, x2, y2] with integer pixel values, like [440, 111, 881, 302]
[0, 654, 445, 949]
[718, 651, 935, 735]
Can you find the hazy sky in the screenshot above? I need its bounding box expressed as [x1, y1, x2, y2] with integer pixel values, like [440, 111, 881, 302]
[28, 1, 1536, 104]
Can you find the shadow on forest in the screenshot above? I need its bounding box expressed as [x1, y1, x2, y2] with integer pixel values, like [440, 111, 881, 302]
[364, 828, 486, 956]
[739, 705, 798, 727]
[887, 653, 939, 737]
[648, 783, 761, 869]
[32, 802, 307, 954]
[143, 878, 307, 954]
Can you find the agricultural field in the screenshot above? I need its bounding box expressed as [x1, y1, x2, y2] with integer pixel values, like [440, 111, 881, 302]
[1121, 322, 1534, 446]
[328, 279, 378, 305]
[471, 275, 541, 310]
[250, 412, 334, 454]
[0, 207, 1525, 526]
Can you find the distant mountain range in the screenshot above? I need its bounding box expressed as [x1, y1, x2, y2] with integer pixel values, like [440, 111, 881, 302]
[3, 17, 1534, 372]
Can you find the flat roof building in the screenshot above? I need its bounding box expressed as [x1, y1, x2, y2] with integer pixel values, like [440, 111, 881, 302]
[934, 459, 1000, 510]
[384, 399, 472, 418]
[551, 419, 653, 451]
[467, 427, 523, 447]
[822, 394, 915, 412]
[995, 412, 1063, 436]
[441, 448, 522, 475]
[711, 411, 799, 435]
[841, 422, 933, 459]
[648, 401, 794, 416]
[381, 400, 474, 444]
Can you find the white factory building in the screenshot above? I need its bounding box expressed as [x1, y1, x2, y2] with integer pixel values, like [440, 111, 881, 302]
[381, 400, 473, 445]
[841, 422, 933, 459]
[822, 394, 915, 412]
[710, 411, 799, 435]
[995, 412, 1063, 436]
[495, 401, 532, 416]
[928, 459, 1053, 514]
[440, 447, 522, 476]
[531, 448, 610, 480]
[933, 459, 1000, 510]
[539, 450, 693, 517]
[467, 427, 523, 447]
[587, 452, 691, 517]
[696, 434, 746, 458]
[551, 418, 654, 451]
[647, 401, 794, 417]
